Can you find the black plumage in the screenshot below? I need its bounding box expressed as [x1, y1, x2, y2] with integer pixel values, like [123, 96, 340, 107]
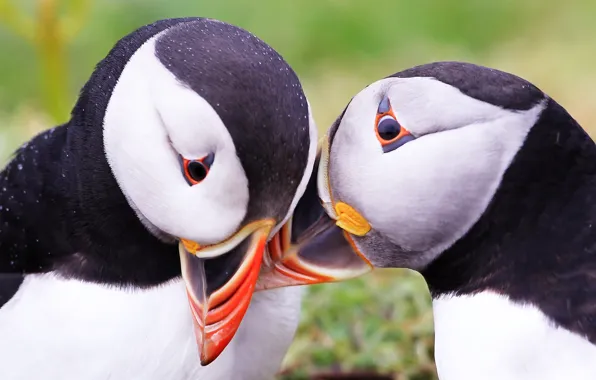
[0, 17, 310, 307]
[388, 61, 544, 111]
[423, 98, 596, 344]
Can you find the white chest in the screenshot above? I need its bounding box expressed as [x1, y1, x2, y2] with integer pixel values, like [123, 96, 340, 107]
[432, 291, 596, 380]
[0, 274, 303, 380]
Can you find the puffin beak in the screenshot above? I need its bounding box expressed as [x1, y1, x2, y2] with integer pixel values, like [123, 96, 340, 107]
[179, 219, 275, 366]
[255, 138, 373, 290]
[179, 142, 372, 366]
[257, 138, 373, 289]
[256, 199, 373, 291]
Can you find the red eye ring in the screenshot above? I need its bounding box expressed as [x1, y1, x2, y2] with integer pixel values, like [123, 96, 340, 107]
[374, 95, 414, 153]
[181, 153, 214, 185]
[374, 108, 411, 147]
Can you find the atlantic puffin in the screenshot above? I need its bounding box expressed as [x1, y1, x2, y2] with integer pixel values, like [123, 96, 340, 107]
[0, 18, 366, 380]
[298, 61, 596, 379]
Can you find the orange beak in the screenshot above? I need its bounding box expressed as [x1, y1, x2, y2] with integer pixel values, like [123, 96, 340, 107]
[257, 204, 372, 292]
[179, 147, 372, 366]
[179, 219, 275, 365]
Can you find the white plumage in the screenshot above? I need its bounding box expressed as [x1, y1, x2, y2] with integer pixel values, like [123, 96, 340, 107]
[0, 274, 303, 380]
[433, 292, 596, 380]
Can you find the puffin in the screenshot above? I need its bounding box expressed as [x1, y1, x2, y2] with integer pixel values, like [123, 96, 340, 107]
[291, 61, 596, 379]
[0, 17, 366, 380]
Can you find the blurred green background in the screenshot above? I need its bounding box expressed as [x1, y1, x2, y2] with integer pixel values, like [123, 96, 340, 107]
[0, 0, 594, 379]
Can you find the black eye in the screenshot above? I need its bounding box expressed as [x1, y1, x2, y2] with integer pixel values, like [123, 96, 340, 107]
[180, 153, 214, 185]
[377, 116, 401, 141]
[187, 161, 208, 183]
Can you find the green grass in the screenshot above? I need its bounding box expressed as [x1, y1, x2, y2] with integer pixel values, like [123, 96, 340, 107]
[280, 270, 436, 379]
[1, 1, 596, 379]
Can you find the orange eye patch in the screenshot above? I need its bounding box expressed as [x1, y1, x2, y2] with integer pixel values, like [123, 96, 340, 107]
[375, 95, 415, 153]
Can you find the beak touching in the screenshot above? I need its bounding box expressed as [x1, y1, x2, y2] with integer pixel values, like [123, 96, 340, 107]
[259, 137, 373, 292]
[179, 142, 373, 366]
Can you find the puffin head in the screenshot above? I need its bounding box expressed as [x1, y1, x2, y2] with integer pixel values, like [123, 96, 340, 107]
[297, 62, 549, 275]
[67, 18, 369, 365]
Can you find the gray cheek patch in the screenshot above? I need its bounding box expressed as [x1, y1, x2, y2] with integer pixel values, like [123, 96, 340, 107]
[354, 230, 425, 269]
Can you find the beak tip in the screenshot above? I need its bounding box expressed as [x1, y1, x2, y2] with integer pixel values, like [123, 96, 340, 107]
[197, 337, 220, 366]
[197, 333, 234, 366]
[200, 355, 214, 367]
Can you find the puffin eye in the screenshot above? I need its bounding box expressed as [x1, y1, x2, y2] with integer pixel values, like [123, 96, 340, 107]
[188, 161, 208, 182]
[181, 153, 214, 186]
[377, 116, 400, 141]
[375, 95, 415, 153]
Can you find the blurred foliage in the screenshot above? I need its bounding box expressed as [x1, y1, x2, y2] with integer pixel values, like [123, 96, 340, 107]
[0, 1, 595, 379]
[0, 0, 91, 121]
[1, 0, 595, 122]
[279, 270, 436, 380]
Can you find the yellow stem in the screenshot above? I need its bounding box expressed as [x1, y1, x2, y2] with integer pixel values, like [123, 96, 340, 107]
[36, 0, 70, 122]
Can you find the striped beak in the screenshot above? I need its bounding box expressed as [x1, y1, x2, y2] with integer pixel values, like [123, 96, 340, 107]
[180, 146, 372, 366]
[256, 144, 373, 292]
[179, 219, 275, 366]
[256, 203, 372, 292]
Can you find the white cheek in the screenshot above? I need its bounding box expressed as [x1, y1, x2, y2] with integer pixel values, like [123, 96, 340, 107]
[331, 101, 544, 263]
[104, 35, 249, 244]
[355, 124, 512, 251]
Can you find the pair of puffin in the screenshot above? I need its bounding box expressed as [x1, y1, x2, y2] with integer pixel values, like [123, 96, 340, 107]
[0, 18, 366, 380]
[2, 15, 594, 380]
